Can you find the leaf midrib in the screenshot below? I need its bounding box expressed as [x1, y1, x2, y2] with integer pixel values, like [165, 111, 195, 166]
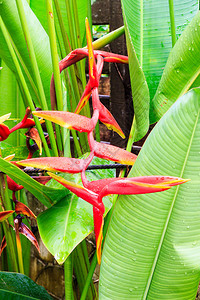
[143, 106, 200, 298]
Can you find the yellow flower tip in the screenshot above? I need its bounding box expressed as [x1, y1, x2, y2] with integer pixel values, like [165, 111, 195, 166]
[4, 154, 15, 161]
[0, 113, 11, 124]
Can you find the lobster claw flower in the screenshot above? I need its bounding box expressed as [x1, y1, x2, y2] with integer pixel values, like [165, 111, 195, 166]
[14, 200, 36, 219]
[18, 157, 86, 173]
[0, 123, 10, 141]
[6, 175, 24, 192]
[32, 111, 95, 133]
[93, 140, 137, 164]
[14, 215, 40, 253]
[0, 210, 14, 222]
[0, 236, 7, 256]
[47, 172, 105, 213]
[25, 128, 42, 156]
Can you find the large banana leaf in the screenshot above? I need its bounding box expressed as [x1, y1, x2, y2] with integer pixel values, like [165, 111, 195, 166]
[0, 0, 52, 108]
[99, 88, 200, 299]
[150, 11, 200, 124]
[121, 0, 198, 140]
[37, 157, 115, 264]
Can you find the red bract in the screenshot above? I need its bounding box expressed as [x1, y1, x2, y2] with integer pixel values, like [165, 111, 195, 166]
[19, 18, 189, 264]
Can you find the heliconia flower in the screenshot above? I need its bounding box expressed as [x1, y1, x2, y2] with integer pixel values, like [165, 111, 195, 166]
[0, 236, 7, 256]
[0, 113, 11, 124]
[14, 200, 36, 219]
[4, 154, 15, 161]
[85, 18, 98, 86]
[47, 172, 188, 263]
[47, 172, 104, 213]
[0, 210, 14, 222]
[91, 88, 125, 138]
[18, 157, 86, 173]
[0, 123, 10, 141]
[93, 140, 137, 165]
[32, 111, 96, 133]
[25, 128, 42, 156]
[6, 176, 24, 192]
[14, 215, 40, 253]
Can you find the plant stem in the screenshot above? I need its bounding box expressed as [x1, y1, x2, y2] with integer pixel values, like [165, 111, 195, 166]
[92, 26, 125, 50]
[15, 230, 24, 274]
[46, 0, 64, 154]
[168, 0, 176, 47]
[15, 0, 59, 157]
[80, 253, 97, 300]
[64, 254, 74, 300]
[0, 17, 51, 157]
[0, 174, 18, 272]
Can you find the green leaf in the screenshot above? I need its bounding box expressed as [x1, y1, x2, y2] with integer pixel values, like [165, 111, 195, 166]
[37, 157, 115, 264]
[122, 8, 150, 141]
[0, 157, 68, 207]
[0, 0, 52, 108]
[0, 62, 25, 146]
[121, 0, 198, 100]
[151, 11, 200, 123]
[99, 88, 200, 299]
[30, 0, 89, 48]
[0, 271, 52, 299]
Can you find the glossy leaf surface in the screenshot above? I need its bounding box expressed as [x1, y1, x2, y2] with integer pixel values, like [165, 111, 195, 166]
[151, 11, 200, 123]
[37, 157, 115, 264]
[0, 272, 52, 299]
[100, 88, 200, 299]
[121, 0, 198, 139]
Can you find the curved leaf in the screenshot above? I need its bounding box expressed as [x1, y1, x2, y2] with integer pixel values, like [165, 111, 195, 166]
[0, 157, 68, 207]
[121, 0, 198, 139]
[37, 157, 115, 264]
[0, 272, 52, 299]
[99, 88, 200, 299]
[151, 11, 200, 123]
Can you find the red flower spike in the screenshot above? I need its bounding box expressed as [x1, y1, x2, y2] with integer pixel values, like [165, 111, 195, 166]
[33, 111, 95, 133]
[0, 236, 7, 256]
[0, 123, 10, 141]
[75, 81, 93, 114]
[6, 176, 24, 192]
[93, 206, 103, 264]
[75, 55, 104, 114]
[0, 210, 14, 222]
[48, 172, 104, 213]
[15, 201, 36, 219]
[25, 128, 42, 156]
[18, 157, 85, 173]
[14, 216, 40, 253]
[4, 154, 15, 161]
[85, 18, 98, 85]
[0, 113, 11, 124]
[98, 176, 189, 200]
[93, 140, 137, 165]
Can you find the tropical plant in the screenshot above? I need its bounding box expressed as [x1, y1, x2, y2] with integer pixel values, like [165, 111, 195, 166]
[0, 0, 200, 299]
